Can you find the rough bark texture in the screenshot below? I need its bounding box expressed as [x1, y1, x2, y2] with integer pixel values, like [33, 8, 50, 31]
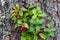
[0, 0, 60, 40]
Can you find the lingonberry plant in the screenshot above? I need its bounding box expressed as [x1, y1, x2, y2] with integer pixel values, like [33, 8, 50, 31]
[10, 3, 56, 40]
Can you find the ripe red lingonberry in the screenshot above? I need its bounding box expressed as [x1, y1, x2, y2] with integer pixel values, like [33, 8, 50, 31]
[12, 7, 15, 10]
[40, 29, 43, 33]
[45, 22, 48, 28]
[20, 25, 25, 31]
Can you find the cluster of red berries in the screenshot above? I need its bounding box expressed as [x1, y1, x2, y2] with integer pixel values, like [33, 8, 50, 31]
[39, 22, 48, 33]
[18, 22, 49, 32]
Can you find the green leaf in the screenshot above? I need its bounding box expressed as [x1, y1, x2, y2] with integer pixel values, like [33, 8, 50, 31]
[24, 23, 29, 29]
[12, 16, 16, 22]
[21, 7, 27, 11]
[22, 18, 28, 22]
[10, 13, 16, 18]
[32, 8, 36, 14]
[17, 20, 22, 24]
[29, 19, 36, 24]
[38, 13, 47, 17]
[13, 3, 17, 9]
[32, 15, 37, 19]
[51, 28, 56, 32]
[40, 25, 45, 28]
[29, 26, 35, 32]
[26, 35, 33, 40]
[21, 31, 33, 40]
[50, 31, 55, 37]
[19, 11, 23, 16]
[36, 26, 40, 34]
[44, 28, 48, 32]
[44, 28, 52, 33]
[38, 19, 45, 24]
[28, 5, 35, 9]
[10, 10, 14, 14]
[24, 12, 29, 17]
[48, 17, 51, 22]
[36, 6, 42, 14]
[13, 3, 18, 11]
[21, 36, 26, 40]
[33, 35, 38, 40]
[35, 18, 39, 22]
[14, 24, 18, 29]
[49, 22, 54, 27]
[39, 33, 47, 40]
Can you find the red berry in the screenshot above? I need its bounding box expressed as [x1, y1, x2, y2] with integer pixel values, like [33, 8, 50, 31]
[21, 25, 25, 27]
[20, 27, 25, 31]
[19, 25, 25, 31]
[45, 22, 48, 28]
[40, 29, 43, 33]
[12, 7, 15, 10]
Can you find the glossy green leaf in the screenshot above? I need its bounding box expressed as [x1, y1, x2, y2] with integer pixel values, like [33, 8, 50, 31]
[10, 13, 16, 18]
[22, 18, 28, 22]
[28, 5, 35, 9]
[21, 36, 26, 40]
[29, 26, 35, 32]
[24, 12, 29, 17]
[32, 15, 37, 19]
[48, 17, 51, 22]
[38, 19, 45, 24]
[33, 35, 38, 40]
[14, 24, 18, 29]
[35, 18, 39, 22]
[21, 7, 27, 11]
[49, 22, 54, 27]
[36, 26, 40, 34]
[24, 23, 29, 29]
[13, 3, 18, 11]
[13, 3, 17, 9]
[26, 35, 33, 40]
[51, 28, 56, 32]
[19, 11, 23, 16]
[32, 8, 36, 14]
[50, 31, 55, 37]
[36, 6, 42, 14]
[38, 13, 47, 17]
[44, 28, 52, 33]
[39, 33, 47, 40]
[21, 31, 33, 40]
[40, 25, 45, 28]
[17, 20, 22, 24]
[29, 19, 36, 24]
[12, 16, 16, 21]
